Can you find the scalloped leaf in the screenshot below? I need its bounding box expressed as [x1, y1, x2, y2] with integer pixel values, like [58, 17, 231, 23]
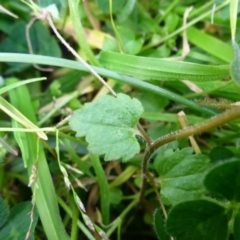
[69, 93, 144, 161]
[204, 159, 240, 202]
[154, 148, 210, 205]
[166, 200, 228, 240]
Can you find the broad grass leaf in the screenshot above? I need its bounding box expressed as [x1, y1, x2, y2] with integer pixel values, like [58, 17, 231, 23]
[154, 148, 210, 205]
[69, 93, 144, 161]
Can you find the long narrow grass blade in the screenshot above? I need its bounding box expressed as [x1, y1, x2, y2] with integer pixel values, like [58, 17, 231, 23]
[0, 96, 47, 140]
[0, 53, 216, 116]
[0, 77, 46, 95]
[7, 78, 70, 240]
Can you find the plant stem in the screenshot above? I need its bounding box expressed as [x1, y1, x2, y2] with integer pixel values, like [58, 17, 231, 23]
[140, 106, 240, 212]
[146, 172, 168, 219]
[107, 196, 139, 236]
[151, 106, 240, 152]
[57, 196, 95, 240]
[176, 111, 201, 154]
[137, 123, 152, 147]
[156, 0, 179, 25]
[109, 0, 124, 52]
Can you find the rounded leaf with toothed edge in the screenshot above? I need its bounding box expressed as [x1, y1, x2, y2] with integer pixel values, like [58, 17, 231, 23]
[204, 159, 240, 202]
[154, 148, 210, 205]
[69, 93, 144, 161]
[166, 200, 228, 240]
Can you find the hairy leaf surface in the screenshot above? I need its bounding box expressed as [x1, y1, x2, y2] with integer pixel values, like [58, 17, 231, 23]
[154, 148, 210, 205]
[166, 200, 228, 240]
[204, 159, 240, 201]
[69, 93, 144, 161]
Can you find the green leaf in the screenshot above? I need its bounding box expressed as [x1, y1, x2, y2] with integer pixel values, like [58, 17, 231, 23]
[209, 146, 234, 163]
[0, 77, 46, 96]
[186, 27, 233, 63]
[230, 41, 240, 87]
[0, 52, 217, 116]
[99, 50, 230, 81]
[138, 91, 169, 113]
[115, 25, 144, 54]
[124, 39, 143, 55]
[204, 160, 240, 202]
[89, 153, 110, 225]
[153, 208, 170, 240]
[103, 37, 119, 52]
[116, 0, 136, 22]
[69, 93, 144, 161]
[109, 188, 123, 205]
[217, 0, 240, 20]
[0, 20, 61, 72]
[0, 198, 9, 229]
[164, 13, 179, 33]
[154, 148, 210, 205]
[230, 0, 239, 41]
[234, 209, 240, 239]
[7, 79, 70, 240]
[166, 200, 228, 240]
[0, 202, 38, 240]
[96, 0, 127, 14]
[39, 0, 66, 9]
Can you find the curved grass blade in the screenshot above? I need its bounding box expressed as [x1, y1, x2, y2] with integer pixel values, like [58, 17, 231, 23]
[0, 77, 46, 95]
[0, 53, 216, 116]
[7, 78, 70, 240]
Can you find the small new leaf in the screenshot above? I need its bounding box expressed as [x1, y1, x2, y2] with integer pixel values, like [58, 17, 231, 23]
[69, 93, 144, 161]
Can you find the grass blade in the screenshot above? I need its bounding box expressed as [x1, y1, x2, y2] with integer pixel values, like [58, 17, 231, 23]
[0, 53, 216, 116]
[0, 77, 46, 95]
[6, 78, 70, 240]
[90, 153, 110, 225]
[0, 95, 47, 140]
